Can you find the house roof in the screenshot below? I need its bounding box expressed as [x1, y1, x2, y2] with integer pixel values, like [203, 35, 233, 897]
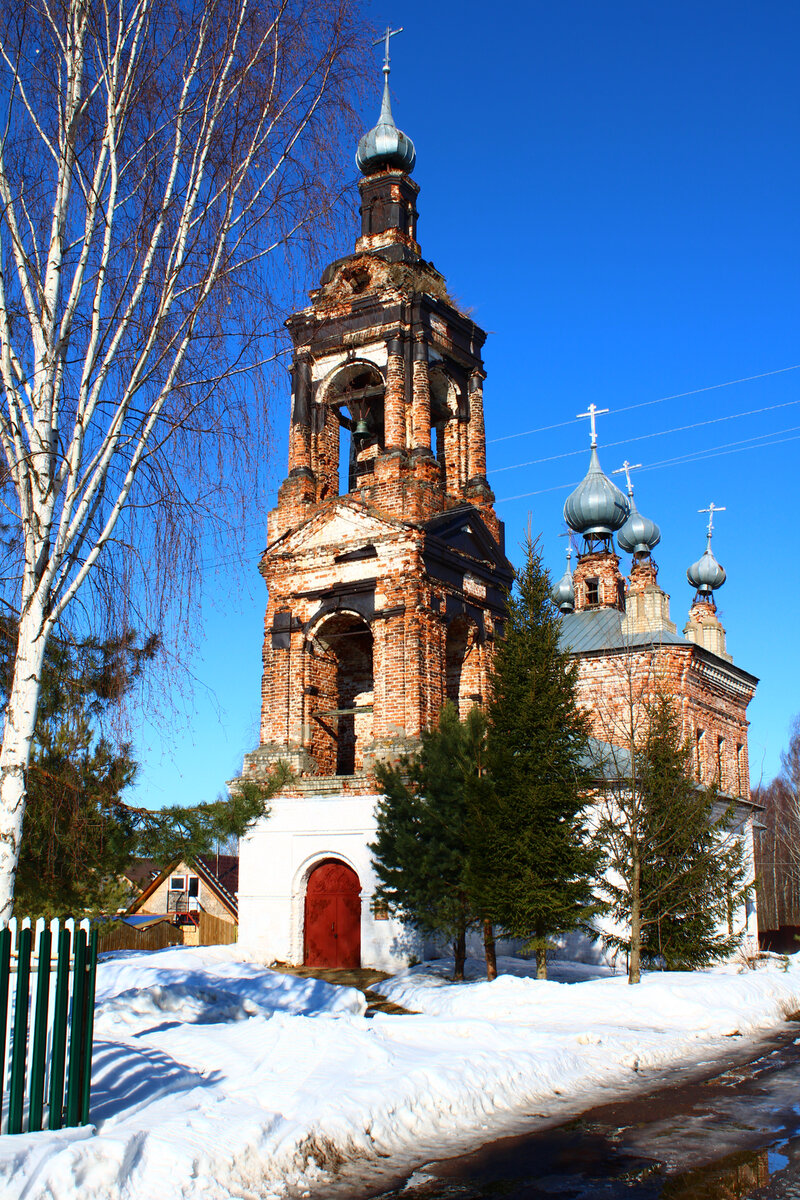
[126, 854, 239, 920]
[122, 859, 162, 891]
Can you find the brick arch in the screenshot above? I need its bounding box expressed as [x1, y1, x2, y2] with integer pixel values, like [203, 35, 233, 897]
[314, 361, 386, 497]
[305, 611, 374, 776]
[445, 615, 483, 718]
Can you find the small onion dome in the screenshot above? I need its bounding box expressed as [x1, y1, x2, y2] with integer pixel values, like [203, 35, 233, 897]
[551, 565, 575, 613]
[563, 447, 630, 536]
[687, 543, 726, 595]
[356, 72, 416, 176]
[617, 497, 661, 555]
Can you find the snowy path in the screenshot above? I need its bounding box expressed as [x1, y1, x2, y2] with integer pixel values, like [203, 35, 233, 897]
[2, 947, 800, 1200]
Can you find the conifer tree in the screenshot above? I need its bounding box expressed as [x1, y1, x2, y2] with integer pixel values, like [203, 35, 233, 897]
[476, 534, 598, 979]
[599, 693, 749, 976]
[0, 617, 284, 916]
[371, 702, 493, 980]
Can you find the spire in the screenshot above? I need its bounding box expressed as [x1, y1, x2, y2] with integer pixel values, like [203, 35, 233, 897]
[356, 26, 416, 176]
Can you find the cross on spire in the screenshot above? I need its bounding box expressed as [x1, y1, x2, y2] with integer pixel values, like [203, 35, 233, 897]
[699, 502, 726, 543]
[612, 460, 643, 497]
[374, 25, 403, 73]
[576, 403, 609, 448]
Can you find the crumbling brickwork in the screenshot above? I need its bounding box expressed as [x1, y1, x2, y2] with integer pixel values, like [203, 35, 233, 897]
[242, 166, 511, 795]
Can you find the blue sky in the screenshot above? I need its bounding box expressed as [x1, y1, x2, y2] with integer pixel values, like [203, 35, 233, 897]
[129, 0, 799, 808]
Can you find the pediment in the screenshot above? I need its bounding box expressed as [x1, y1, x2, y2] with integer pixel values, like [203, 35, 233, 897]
[424, 506, 510, 575]
[268, 502, 406, 558]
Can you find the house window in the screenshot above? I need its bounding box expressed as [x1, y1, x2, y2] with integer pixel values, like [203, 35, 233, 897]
[170, 875, 186, 892]
[585, 577, 600, 606]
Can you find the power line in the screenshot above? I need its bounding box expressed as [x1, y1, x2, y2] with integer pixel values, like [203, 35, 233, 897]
[490, 398, 800, 475]
[495, 426, 800, 505]
[487, 362, 800, 446]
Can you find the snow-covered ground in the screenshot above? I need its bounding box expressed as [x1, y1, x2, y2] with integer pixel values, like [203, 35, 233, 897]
[3, 946, 800, 1200]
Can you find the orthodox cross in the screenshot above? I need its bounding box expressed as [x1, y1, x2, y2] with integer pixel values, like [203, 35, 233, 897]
[576, 403, 609, 447]
[612, 460, 643, 497]
[375, 25, 403, 71]
[699, 502, 726, 541]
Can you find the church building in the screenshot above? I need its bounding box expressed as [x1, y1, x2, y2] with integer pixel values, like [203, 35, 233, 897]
[237, 46, 760, 969]
[551, 421, 760, 954]
[237, 41, 511, 970]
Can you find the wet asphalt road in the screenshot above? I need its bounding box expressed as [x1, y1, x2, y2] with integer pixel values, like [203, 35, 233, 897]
[303, 1024, 800, 1200]
[368, 1027, 800, 1200]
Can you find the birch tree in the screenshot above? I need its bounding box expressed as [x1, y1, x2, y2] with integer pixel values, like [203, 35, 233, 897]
[0, 0, 363, 918]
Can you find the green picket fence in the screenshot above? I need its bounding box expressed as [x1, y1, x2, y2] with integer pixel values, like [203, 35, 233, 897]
[0, 918, 98, 1134]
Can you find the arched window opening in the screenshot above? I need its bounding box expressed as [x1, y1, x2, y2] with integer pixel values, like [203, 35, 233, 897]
[430, 367, 463, 491]
[324, 364, 385, 495]
[445, 617, 482, 719]
[429, 368, 453, 484]
[307, 613, 374, 776]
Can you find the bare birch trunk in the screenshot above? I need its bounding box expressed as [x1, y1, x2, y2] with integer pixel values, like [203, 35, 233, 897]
[0, 0, 363, 914]
[0, 598, 48, 920]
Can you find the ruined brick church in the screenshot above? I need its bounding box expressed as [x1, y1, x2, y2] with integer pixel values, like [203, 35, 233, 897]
[237, 49, 760, 969]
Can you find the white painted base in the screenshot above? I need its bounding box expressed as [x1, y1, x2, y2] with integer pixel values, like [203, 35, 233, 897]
[238, 791, 433, 971]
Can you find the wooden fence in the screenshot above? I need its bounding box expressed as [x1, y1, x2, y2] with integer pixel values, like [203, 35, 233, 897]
[98, 920, 184, 954]
[198, 913, 238, 946]
[1, 917, 97, 1134]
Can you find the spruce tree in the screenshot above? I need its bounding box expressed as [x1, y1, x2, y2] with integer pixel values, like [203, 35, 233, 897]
[371, 702, 492, 980]
[476, 534, 598, 979]
[599, 693, 749, 975]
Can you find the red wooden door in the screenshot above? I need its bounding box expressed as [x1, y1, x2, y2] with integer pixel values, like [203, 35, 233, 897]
[304, 860, 361, 969]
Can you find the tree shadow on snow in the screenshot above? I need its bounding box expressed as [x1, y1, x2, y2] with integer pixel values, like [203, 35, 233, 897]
[90, 1039, 223, 1124]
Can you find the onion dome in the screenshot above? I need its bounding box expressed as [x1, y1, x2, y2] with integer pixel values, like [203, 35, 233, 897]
[551, 551, 575, 613]
[356, 62, 416, 176]
[687, 542, 726, 595]
[564, 446, 630, 537]
[617, 496, 661, 555]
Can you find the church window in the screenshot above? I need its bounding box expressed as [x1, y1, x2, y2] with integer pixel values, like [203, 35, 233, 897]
[716, 736, 725, 786]
[737, 743, 745, 794]
[695, 728, 705, 778]
[585, 577, 600, 606]
[371, 898, 389, 921]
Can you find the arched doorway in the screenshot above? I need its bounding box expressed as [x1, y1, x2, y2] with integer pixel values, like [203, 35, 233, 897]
[303, 859, 362, 969]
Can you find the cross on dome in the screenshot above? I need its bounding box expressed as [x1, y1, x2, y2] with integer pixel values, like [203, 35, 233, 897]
[375, 25, 403, 72]
[699, 502, 726, 544]
[612, 460, 643, 498]
[576, 403, 609, 448]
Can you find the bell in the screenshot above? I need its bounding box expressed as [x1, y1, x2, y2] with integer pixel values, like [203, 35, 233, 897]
[353, 416, 370, 438]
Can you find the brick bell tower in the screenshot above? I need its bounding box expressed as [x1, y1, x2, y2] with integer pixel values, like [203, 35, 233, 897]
[241, 36, 511, 794]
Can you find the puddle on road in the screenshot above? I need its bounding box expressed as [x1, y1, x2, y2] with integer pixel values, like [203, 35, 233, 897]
[341, 1028, 800, 1200]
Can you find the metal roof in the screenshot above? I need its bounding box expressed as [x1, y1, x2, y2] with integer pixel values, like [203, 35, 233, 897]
[558, 607, 689, 654]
